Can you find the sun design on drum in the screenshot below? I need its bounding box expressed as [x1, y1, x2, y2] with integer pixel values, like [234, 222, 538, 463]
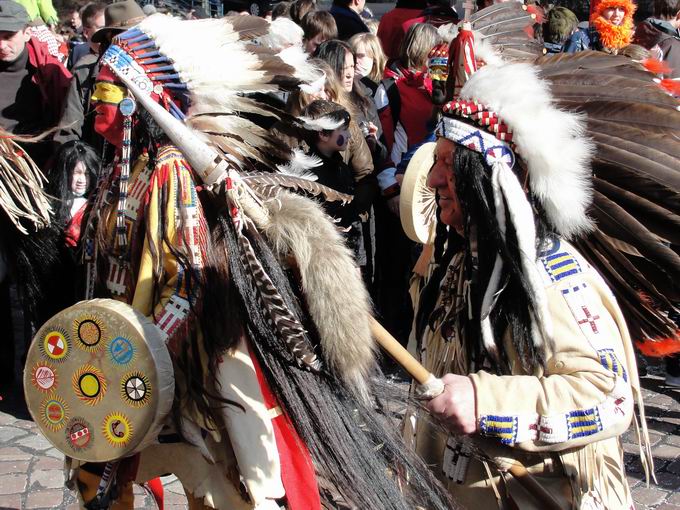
[39, 328, 70, 362]
[102, 412, 133, 448]
[120, 371, 151, 408]
[72, 364, 107, 406]
[73, 315, 107, 352]
[39, 395, 69, 431]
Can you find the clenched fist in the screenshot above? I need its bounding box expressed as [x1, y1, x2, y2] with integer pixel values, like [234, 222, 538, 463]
[425, 373, 478, 435]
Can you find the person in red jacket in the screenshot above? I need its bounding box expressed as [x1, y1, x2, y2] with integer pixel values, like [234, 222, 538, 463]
[0, 0, 71, 165]
[377, 0, 427, 60]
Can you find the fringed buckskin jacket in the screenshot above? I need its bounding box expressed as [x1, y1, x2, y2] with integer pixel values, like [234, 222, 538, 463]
[407, 239, 651, 510]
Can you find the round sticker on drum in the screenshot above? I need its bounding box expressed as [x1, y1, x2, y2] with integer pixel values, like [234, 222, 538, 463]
[72, 365, 107, 406]
[121, 371, 151, 408]
[74, 316, 105, 351]
[41, 330, 69, 361]
[31, 362, 57, 392]
[102, 412, 133, 448]
[108, 336, 135, 366]
[40, 396, 68, 431]
[66, 417, 92, 451]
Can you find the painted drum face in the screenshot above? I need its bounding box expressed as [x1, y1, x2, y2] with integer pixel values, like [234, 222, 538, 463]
[25, 299, 174, 463]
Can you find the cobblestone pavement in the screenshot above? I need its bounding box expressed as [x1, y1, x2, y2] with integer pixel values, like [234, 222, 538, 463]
[1, 360, 679, 509]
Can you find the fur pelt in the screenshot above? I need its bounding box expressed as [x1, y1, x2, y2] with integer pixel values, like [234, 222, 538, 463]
[260, 191, 376, 400]
[459, 62, 595, 238]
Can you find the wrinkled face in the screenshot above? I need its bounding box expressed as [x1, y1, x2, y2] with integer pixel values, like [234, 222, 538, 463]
[304, 33, 327, 55]
[341, 50, 355, 93]
[71, 161, 90, 196]
[0, 28, 30, 63]
[354, 42, 373, 78]
[601, 6, 626, 25]
[427, 137, 463, 233]
[90, 66, 128, 147]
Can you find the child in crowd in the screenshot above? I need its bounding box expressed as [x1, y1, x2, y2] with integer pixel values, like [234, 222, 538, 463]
[49, 140, 99, 248]
[301, 11, 338, 53]
[300, 100, 365, 262]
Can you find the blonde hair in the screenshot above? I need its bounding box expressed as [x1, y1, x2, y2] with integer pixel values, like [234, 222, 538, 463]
[399, 23, 440, 71]
[348, 32, 387, 84]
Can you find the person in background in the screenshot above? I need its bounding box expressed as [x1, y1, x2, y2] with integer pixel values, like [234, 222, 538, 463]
[68, 7, 82, 33]
[377, 0, 426, 60]
[0, 0, 71, 166]
[272, 0, 292, 19]
[402, 0, 459, 33]
[15, 0, 57, 27]
[365, 18, 378, 34]
[68, 2, 105, 68]
[299, 100, 365, 257]
[301, 10, 337, 53]
[330, 0, 369, 39]
[634, 0, 680, 77]
[56, 0, 145, 150]
[290, 0, 316, 24]
[349, 31, 387, 94]
[543, 6, 585, 53]
[589, 0, 636, 54]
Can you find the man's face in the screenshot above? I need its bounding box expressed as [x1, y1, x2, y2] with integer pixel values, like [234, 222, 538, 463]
[70, 11, 82, 30]
[602, 6, 625, 25]
[427, 137, 463, 233]
[0, 28, 29, 63]
[83, 12, 105, 49]
[90, 66, 128, 147]
[352, 0, 366, 13]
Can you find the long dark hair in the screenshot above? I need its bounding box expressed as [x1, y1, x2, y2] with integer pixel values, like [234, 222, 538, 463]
[417, 143, 554, 373]
[49, 141, 100, 225]
[314, 39, 374, 115]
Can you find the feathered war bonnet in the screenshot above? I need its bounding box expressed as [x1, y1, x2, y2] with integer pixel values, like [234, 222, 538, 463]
[99, 14, 323, 178]
[437, 26, 595, 356]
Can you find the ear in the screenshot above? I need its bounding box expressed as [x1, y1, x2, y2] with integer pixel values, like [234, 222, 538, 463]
[21, 27, 31, 43]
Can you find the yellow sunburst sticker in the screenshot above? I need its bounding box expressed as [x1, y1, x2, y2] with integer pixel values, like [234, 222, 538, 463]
[73, 315, 106, 352]
[72, 364, 107, 406]
[102, 412, 133, 448]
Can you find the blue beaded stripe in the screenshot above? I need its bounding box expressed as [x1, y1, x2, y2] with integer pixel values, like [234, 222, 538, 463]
[598, 348, 628, 382]
[480, 415, 517, 445]
[566, 407, 602, 439]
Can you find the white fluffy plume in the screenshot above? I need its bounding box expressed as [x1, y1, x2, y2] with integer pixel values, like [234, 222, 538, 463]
[460, 63, 595, 238]
[276, 148, 321, 179]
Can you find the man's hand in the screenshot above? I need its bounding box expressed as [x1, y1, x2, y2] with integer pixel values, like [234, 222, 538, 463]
[425, 374, 477, 435]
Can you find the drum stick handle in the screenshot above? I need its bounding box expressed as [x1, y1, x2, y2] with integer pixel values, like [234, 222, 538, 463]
[369, 317, 431, 385]
[369, 317, 563, 510]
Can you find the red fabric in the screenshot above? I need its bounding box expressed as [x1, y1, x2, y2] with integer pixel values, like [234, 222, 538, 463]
[64, 200, 87, 247]
[26, 37, 72, 128]
[377, 8, 424, 59]
[249, 349, 321, 510]
[147, 477, 164, 510]
[379, 68, 433, 155]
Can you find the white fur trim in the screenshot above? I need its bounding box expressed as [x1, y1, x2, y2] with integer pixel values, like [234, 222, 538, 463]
[262, 192, 376, 402]
[460, 63, 595, 238]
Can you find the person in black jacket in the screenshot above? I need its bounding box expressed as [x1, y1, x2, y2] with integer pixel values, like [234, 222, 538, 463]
[329, 0, 369, 40]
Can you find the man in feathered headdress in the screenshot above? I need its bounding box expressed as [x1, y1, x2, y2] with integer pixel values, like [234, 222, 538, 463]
[42, 13, 455, 510]
[405, 27, 653, 509]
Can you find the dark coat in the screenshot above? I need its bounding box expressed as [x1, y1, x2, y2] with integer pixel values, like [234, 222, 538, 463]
[329, 5, 369, 40]
[634, 19, 680, 78]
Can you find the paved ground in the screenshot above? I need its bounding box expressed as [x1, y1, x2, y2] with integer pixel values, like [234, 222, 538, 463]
[1, 358, 679, 509]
